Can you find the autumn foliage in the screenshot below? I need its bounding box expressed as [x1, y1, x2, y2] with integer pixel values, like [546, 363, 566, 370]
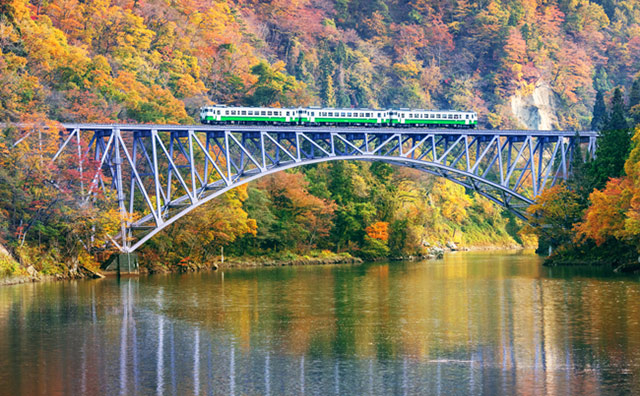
[576, 126, 640, 249]
[3, 0, 640, 272]
[366, 222, 389, 241]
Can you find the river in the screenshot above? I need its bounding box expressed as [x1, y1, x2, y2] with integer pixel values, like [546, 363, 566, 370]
[1, 251, 640, 395]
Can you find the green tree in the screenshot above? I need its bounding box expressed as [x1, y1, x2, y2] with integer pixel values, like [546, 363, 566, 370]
[629, 76, 640, 125]
[591, 88, 631, 189]
[323, 73, 336, 107]
[591, 90, 607, 131]
[567, 132, 593, 206]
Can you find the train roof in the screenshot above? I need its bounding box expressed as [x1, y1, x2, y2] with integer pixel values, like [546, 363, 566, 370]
[391, 108, 476, 113]
[301, 107, 388, 111]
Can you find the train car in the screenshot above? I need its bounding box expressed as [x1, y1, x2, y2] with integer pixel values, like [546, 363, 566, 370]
[390, 109, 477, 128]
[299, 108, 389, 126]
[200, 105, 300, 125]
[200, 105, 477, 129]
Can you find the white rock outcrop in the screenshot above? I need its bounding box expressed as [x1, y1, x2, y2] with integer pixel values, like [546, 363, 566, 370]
[510, 80, 559, 130]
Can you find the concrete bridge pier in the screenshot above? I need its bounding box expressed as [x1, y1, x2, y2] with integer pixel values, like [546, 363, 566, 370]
[102, 253, 138, 275]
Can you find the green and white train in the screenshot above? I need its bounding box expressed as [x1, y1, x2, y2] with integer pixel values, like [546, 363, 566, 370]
[200, 105, 478, 129]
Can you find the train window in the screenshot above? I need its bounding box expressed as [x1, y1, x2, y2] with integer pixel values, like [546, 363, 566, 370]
[465, 115, 469, 119]
[448, 114, 453, 119]
[286, 111, 290, 116]
[327, 112, 332, 116]
[365, 113, 370, 117]
[268, 111, 273, 116]
[261, 111, 266, 115]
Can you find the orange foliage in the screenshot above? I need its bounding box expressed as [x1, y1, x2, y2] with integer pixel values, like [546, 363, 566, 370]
[575, 178, 631, 245]
[366, 222, 389, 241]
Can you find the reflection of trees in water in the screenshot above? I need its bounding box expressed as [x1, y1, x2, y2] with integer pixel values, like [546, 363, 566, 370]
[2, 253, 640, 394]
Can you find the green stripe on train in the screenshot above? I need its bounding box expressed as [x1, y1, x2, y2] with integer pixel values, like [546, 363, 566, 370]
[390, 119, 472, 125]
[301, 118, 386, 123]
[206, 116, 289, 122]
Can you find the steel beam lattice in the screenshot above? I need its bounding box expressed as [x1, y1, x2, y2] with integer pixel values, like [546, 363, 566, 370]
[48, 124, 597, 253]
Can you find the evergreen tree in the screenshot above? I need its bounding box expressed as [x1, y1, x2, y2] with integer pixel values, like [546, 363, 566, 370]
[629, 76, 640, 125]
[294, 51, 312, 84]
[322, 74, 336, 107]
[591, 88, 631, 189]
[629, 77, 640, 110]
[608, 87, 629, 131]
[567, 132, 593, 207]
[594, 68, 612, 93]
[591, 90, 607, 131]
[319, 54, 336, 107]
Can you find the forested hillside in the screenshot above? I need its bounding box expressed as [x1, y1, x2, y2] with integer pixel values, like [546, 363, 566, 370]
[1, 0, 639, 273]
[2, 0, 639, 127]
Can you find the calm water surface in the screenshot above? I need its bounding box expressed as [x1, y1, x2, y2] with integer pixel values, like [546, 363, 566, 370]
[2, 251, 640, 395]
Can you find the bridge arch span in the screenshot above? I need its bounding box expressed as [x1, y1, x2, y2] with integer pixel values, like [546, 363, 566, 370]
[49, 124, 595, 252]
[127, 155, 534, 252]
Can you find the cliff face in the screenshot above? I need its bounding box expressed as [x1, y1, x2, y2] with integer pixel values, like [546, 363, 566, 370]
[510, 81, 560, 130]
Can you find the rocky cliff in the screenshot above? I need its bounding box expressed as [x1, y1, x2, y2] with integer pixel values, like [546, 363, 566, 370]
[510, 81, 560, 130]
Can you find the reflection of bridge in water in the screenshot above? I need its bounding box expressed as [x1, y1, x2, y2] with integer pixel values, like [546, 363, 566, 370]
[108, 277, 573, 396]
[48, 124, 596, 252]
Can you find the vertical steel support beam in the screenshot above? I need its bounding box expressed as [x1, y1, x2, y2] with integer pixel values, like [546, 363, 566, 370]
[464, 135, 471, 172]
[129, 133, 138, 214]
[225, 131, 232, 180]
[260, 132, 267, 169]
[497, 137, 505, 185]
[113, 128, 129, 251]
[204, 133, 210, 184]
[76, 129, 85, 195]
[537, 138, 544, 194]
[529, 137, 538, 197]
[188, 130, 197, 199]
[561, 138, 568, 179]
[166, 132, 174, 204]
[151, 130, 162, 222]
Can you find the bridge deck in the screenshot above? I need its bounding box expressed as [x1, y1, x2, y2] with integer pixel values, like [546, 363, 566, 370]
[56, 123, 597, 138]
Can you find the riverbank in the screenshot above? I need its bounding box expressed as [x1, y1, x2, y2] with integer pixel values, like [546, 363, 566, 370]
[139, 252, 363, 274]
[544, 246, 640, 273]
[1, 244, 528, 286]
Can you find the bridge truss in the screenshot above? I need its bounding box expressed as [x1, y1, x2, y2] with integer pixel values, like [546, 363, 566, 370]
[50, 124, 596, 252]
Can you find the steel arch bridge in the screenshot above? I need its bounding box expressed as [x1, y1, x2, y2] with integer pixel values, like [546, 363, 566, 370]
[48, 124, 596, 253]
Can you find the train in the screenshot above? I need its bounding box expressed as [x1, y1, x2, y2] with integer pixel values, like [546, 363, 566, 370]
[200, 105, 478, 129]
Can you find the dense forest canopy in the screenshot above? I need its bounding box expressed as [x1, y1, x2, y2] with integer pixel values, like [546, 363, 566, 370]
[1, 0, 639, 128]
[1, 0, 640, 274]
